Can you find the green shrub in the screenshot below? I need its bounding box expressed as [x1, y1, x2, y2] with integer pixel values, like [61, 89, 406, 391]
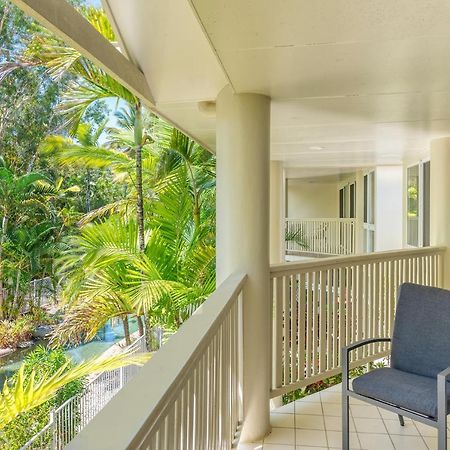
[282, 360, 387, 404]
[29, 307, 59, 326]
[0, 346, 85, 449]
[0, 317, 34, 348]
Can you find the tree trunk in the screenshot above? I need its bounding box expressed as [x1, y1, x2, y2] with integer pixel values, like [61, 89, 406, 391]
[134, 102, 145, 252]
[0, 2, 10, 36]
[136, 315, 144, 336]
[122, 316, 131, 346]
[12, 269, 21, 314]
[0, 215, 9, 319]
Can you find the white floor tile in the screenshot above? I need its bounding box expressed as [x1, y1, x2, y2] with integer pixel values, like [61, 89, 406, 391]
[296, 429, 328, 447]
[237, 442, 263, 450]
[353, 417, 387, 434]
[269, 384, 441, 450]
[299, 392, 322, 403]
[351, 404, 381, 418]
[378, 408, 402, 420]
[389, 435, 428, 450]
[263, 445, 295, 450]
[263, 428, 296, 445]
[327, 430, 361, 449]
[384, 418, 419, 436]
[295, 414, 325, 430]
[320, 391, 342, 404]
[295, 447, 328, 450]
[271, 413, 295, 428]
[414, 422, 438, 437]
[422, 436, 450, 449]
[324, 415, 356, 432]
[358, 432, 395, 450]
[321, 402, 342, 417]
[273, 403, 296, 414]
[295, 401, 323, 416]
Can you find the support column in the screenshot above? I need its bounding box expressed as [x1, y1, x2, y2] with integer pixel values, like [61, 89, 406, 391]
[216, 86, 271, 442]
[430, 138, 450, 288]
[270, 161, 285, 263]
[355, 170, 365, 253]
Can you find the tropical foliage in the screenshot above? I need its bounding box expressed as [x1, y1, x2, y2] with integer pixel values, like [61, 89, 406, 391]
[0, 0, 216, 439]
[0, 346, 149, 448]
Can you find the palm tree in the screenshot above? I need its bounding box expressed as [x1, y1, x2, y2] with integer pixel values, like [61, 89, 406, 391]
[0, 160, 51, 317]
[1, 6, 147, 251]
[0, 349, 149, 430]
[53, 169, 215, 345]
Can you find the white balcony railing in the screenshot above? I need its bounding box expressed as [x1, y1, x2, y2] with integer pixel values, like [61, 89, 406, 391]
[65, 247, 445, 449]
[285, 218, 356, 255]
[270, 246, 445, 397]
[66, 273, 246, 450]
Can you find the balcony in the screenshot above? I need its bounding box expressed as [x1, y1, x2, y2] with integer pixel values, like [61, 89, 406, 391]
[65, 245, 445, 449]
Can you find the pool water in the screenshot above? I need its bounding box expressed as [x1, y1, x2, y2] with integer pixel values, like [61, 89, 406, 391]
[0, 317, 138, 383]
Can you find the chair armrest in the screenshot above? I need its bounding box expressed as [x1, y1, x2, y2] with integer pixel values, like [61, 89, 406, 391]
[341, 338, 391, 392]
[343, 338, 391, 355]
[438, 366, 450, 381]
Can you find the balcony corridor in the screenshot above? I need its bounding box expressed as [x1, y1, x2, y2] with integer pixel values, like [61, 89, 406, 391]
[238, 383, 446, 450]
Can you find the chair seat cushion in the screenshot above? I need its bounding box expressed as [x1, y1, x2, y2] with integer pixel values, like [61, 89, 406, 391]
[352, 367, 450, 418]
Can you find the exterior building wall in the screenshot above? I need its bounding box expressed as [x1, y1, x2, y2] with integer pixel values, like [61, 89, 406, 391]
[374, 166, 403, 251]
[286, 179, 339, 218]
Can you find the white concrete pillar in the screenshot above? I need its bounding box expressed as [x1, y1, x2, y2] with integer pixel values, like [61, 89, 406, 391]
[355, 170, 365, 253]
[270, 161, 285, 263]
[374, 166, 403, 251]
[216, 86, 271, 442]
[430, 138, 450, 288]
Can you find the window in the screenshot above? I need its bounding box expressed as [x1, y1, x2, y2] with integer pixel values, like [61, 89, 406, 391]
[407, 161, 430, 247]
[339, 182, 356, 219]
[363, 171, 375, 252]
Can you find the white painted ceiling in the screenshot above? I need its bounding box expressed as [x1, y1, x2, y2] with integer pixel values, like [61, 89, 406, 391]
[104, 0, 450, 176]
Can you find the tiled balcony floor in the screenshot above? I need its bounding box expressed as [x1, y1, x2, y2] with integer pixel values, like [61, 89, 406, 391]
[238, 383, 447, 450]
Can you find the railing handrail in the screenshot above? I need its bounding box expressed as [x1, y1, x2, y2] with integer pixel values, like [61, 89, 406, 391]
[271, 246, 446, 275]
[66, 272, 247, 450]
[285, 217, 357, 223]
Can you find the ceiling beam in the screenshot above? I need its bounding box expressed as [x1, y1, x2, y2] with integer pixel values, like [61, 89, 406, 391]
[12, 0, 154, 105]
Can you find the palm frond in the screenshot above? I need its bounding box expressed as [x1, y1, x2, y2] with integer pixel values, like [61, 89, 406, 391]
[0, 351, 150, 429]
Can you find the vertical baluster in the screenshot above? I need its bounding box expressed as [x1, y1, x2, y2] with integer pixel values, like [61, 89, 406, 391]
[326, 268, 333, 370]
[332, 268, 338, 369]
[338, 266, 345, 363]
[290, 274, 298, 383]
[312, 270, 319, 375]
[273, 277, 283, 389]
[283, 276, 290, 385]
[319, 270, 327, 373]
[298, 272, 306, 381]
[356, 264, 364, 360]
[306, 271, 312, 378]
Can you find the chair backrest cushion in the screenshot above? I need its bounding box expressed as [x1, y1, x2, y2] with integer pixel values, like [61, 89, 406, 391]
[391, 283, 450, 378]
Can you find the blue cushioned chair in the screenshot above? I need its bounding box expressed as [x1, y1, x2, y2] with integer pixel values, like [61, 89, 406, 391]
[342, 283, 450, 450]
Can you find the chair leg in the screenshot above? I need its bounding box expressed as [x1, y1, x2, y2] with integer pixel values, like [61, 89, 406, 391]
[438, 417, 447, 450]
[342, 391, 350, 450]
[438, 374, 447, 450]
[398, 415, 405, 427]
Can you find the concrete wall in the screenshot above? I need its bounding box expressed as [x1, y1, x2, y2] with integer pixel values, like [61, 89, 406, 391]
[286, 180, 339, 218]
[374, 166, 403, 251]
